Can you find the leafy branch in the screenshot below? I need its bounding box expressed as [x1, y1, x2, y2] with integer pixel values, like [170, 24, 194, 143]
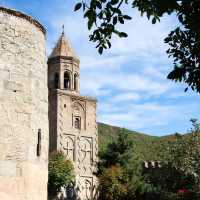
[74, 0, 132, 54]
[74, 0, 200, 93]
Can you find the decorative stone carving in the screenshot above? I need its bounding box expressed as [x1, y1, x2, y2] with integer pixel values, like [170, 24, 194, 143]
[48, 29, 98, 200]
[79, 137, 92, 164]
[72, 101, 86, 130]
[63, 134, 75, 161]
[79, 177, 93, 200]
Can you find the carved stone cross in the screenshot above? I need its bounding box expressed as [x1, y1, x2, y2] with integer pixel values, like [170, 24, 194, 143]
[64, 136, 74, 160]
[81, 143, 91, 163]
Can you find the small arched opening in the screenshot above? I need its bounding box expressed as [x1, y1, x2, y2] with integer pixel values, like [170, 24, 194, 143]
[54, 73, 59, 89]
[64, 71, 70, 89]
[74, 117, 81, 130]
[74, 73, 78, 91]
[72, 102, 85, 130]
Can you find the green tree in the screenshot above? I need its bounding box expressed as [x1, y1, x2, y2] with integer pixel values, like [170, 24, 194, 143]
[100, 128, 136, 167]
[48, 151, 75, 196]
[98, 166, 128, 200]
[143, 162, 195, 200]
[167, 119, 200, 193]
[98, 129, 150, 200]
[74, 0, 200, 93]
[140, 120, 200, 200]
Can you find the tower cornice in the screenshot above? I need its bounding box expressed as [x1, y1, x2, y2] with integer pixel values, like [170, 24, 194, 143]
[50, 89, 97, 103]
[47, 56, 80, 65]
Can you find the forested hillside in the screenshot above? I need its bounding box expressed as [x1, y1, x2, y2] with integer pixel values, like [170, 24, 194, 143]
[97, 120, 200, 200]
[98, 122, 180, 161]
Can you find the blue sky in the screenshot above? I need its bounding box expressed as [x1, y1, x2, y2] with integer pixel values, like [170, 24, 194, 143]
[2, 0, 200, 136]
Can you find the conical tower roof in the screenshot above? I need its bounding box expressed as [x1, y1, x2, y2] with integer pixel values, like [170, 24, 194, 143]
[49, 30, 78, 60]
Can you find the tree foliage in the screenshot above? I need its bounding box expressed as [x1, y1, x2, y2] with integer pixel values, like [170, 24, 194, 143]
[98, 129, 151, 200]
[143, 162, 196, 200]
[167, 119, 200, 191]
[97, 121, 200, 199]
[74, 0, 200, 92]
[100, 128, 136, 167]
[98, 166, 128, 200]
[165, 1, 200, 93]
[142, 119, 200, 199]
[48, 151, 75, 195]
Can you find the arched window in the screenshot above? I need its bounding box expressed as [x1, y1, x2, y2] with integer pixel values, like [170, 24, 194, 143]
[72, 102, 85, 130]
[74, 74, 78, 91]
[54, 73, 59, 89]
[74, 117, 81, 129]
[64, 71, 70, 89]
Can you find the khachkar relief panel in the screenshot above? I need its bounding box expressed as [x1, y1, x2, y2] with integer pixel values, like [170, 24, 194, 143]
[77, 176, 93, 200]
[61, 134, 75, 161]
[60, 134, 97, 200]
[61, 135, 94, 167]
[78, 136, 93, 166]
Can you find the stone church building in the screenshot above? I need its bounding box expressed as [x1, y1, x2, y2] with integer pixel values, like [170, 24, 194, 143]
[0, 6, 98, 200]
[48, 31, 98, 199]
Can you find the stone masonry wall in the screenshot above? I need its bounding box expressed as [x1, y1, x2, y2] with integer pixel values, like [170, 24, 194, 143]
[0, 8, 49, 200]
[57, 91, 98, 200]
[48, 30, 98, 200]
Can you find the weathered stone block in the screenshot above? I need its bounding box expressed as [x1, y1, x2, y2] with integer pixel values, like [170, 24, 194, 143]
[0, 161, 17, 176]
[4, 80, 23, 92]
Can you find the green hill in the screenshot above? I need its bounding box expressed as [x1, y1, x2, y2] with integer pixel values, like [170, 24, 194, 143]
[98, 122, 178, 161]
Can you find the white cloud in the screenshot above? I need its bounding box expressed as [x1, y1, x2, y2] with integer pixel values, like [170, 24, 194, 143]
[111, 92, 141, 102]
[40, 1, 200, 135]
[98, 102, 124, 113]
[81, 69, 171, 98]
[81, 55, 126, 70]
[110, 12, 177, 55]
[3, 0, 200, 136]
[98, 102, 200, 135]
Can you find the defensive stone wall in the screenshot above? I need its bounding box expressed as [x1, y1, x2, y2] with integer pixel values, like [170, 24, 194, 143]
[143, 161, 162, 169]
[0, 7, 49, 200]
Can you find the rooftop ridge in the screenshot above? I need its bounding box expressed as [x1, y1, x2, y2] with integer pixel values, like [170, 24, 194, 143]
[0, 6, 46, 34]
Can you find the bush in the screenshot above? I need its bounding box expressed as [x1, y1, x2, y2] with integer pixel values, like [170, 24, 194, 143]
[98, 166, 128, 200]
[48, 151, 75, 196]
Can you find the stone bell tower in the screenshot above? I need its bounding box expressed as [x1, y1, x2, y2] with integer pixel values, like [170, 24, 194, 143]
[48, 30, 98, 200]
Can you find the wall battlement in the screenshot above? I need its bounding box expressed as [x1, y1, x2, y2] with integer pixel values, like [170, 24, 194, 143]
[143, 161, 162, 169]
